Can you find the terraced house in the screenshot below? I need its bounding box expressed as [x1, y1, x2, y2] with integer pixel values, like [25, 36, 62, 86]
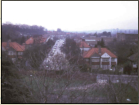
[83, 46, 117, 70]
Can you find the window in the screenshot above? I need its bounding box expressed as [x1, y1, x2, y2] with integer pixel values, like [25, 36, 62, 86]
[102, 58, 109, 62]
[8, 51, 14, 55]
[18, 52, 23, 55]
[92, 58, 99, 62]
[111, 58, 115, 62]
[133, 63, 137, 68]
[102, 65, 109, 70]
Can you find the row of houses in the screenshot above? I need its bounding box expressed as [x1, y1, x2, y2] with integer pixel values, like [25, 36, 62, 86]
[79, 33, 138, 47]
[2, 36, 48, 63]
[2, 34, 138, 71]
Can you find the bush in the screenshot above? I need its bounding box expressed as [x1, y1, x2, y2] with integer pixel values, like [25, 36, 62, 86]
[123, 65, 132, 75]
[2, 51, 31, 103]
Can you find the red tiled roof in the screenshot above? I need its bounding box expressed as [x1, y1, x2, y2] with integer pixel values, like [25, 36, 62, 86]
[83, 51, 88, 56]
[79, 41, 90, 48]
[83, 48, 117, 58]
[2, 42, 25, 52]
[25, 37, 47, 44]
[25, 37, 34, 44]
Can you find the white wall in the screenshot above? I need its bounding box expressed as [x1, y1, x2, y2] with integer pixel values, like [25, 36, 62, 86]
[80, 48, 90, 51]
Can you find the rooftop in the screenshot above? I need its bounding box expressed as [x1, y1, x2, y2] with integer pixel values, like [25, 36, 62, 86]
[83, 48, 117, 58]
[2, 42, 25, 52]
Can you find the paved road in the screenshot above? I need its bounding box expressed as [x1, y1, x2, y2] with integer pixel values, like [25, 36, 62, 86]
[42, 39, 69, 70]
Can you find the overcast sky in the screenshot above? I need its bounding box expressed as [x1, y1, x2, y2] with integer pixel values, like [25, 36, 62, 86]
[2, 1, 138, 31]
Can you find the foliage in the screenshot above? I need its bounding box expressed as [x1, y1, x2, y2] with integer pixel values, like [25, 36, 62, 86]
[107, 41, 138, 64]
[95, 38, 105, 47]
[2, 23, 47, 43]
[61, 37, 81, 64]
[23, 39, 54, 69]
[2, 51, 30, 103]
[123, 65, 132, 75]
[111, 83, 138, 103]
[57, 28, 62, 32]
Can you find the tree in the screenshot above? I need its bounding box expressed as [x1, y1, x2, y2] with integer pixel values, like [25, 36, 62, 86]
[2, 23, 47, 43]
[107, 41, 138, 64]
[100, 38, 105, 47]
[123, 64, 132, 75]
[57, 28, 62, 32]
[23, 41, 54, 69]
[2, 51, 30, 103]
[61, 38, 81, 64]
[20, 36, 26, 44]
[2, 45, 138, 103]
[95, 38, 105, 47]
[47, 39, 55, 47]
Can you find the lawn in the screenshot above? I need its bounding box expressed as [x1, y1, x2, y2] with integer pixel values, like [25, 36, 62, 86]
[21, 70, 138, 103]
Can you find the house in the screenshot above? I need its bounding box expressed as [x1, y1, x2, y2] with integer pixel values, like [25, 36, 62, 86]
[25, 36, 47, 49]
[83, 46, 117, 70]
[128, 53, 138, 72]
[2, 40, 25, 62]
[83, 39, 97, 47]
[78, 39, 91, 51]
[83, 37, 114, 47]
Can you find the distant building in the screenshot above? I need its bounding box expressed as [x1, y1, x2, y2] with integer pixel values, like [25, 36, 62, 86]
[78, 39, 91, 52]
[83, 46, 117, 70]
[84, 39, 97, 47]
[117, 33, 138, 42]
[83, 37, 114, 47]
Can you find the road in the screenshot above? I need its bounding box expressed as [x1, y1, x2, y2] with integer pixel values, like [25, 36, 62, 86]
[42, 38, 69, 70]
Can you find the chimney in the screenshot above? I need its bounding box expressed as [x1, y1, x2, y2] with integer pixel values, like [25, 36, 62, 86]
[98, 45, 101, 55]
[7, 39, 11, 49]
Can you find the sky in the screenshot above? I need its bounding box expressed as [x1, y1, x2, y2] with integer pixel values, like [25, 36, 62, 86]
[2, 1, 138, 31]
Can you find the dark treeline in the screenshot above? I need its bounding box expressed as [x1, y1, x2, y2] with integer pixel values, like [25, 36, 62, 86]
[2, 23, 47, 44]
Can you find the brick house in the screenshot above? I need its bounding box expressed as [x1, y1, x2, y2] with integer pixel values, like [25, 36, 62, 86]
[83, 46, 117, 70]
[2, 40, 25, 63]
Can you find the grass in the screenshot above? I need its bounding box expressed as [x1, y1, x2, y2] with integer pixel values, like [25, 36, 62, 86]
[112, 83, 138, 103]
[21, 71, 138, 103]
